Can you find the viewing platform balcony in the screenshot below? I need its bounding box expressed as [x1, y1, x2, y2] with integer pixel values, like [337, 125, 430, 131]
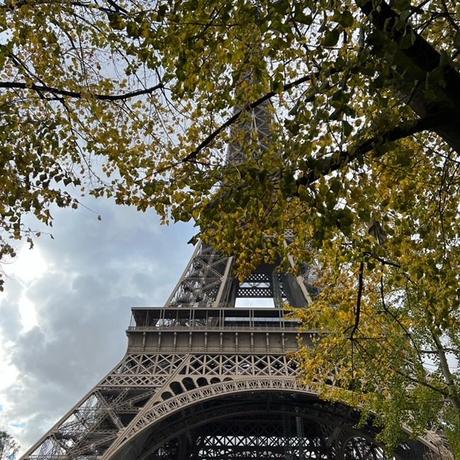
[126, 307, 317, 354]
[128, 306, 303, 332]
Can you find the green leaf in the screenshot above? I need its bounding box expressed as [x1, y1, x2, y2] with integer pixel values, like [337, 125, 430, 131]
[158, 4, 168, 18]
[272, 0, 290, 15]
[108, 13, 125, 30]
[454, 31, 460, 50]
[322, 27, 340, 47]
[270, 79, 284, 93]
[337, 10, 354, 28]
[294, 11, 313, 25]
[342, 120, 353, 137]
[392, 0, 411, 12]
[126, 22, 140, 37]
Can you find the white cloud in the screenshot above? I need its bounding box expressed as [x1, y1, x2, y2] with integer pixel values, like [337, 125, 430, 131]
[17, 295, 39, 332]
[4, 246, 49, 285]
[0, 198, 194, 453]
[0, 344, 18, 392]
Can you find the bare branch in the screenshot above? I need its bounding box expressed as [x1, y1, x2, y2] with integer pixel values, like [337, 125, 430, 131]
[349, 260, 365, 341]
[0, 81, 164, 101]
[379, 276, 423, 363]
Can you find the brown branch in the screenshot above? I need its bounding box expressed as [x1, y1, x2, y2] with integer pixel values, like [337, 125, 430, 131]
[0, 81, 164, 101]
[431, 330, 460, 411]
[379, 276, 423, 364]
[106, 0, 128, 14]
[363, 251, 416, 285]
[349, 260, 365, 341]
[364, 252, 401, 269]
[0, 0, 124, 14]
[180, 74, 313, 164]
[296, 110, 457, 189]
[421, 348, 459, 354]
[357, 0, 460, 154]
[353, 340, 449, 397]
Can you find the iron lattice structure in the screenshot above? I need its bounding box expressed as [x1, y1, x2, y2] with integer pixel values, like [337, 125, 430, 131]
[23, 102, 445, 460]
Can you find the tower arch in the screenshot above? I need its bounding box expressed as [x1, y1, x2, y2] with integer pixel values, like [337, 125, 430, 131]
[105, 378, 432, 460]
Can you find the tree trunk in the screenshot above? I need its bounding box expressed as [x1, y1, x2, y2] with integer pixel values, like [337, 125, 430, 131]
[358, 0, 460, 153]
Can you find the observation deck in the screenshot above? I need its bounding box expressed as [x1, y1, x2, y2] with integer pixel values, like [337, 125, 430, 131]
[127, 306, 315, 354]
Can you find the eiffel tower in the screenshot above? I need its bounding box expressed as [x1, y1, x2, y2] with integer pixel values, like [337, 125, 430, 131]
[22, 92, 441, 460]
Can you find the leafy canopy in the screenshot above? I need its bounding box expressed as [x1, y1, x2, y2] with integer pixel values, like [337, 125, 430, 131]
[1, 0, 460, 454]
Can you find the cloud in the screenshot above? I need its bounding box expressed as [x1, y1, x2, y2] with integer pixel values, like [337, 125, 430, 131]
[0, 198, 194, 452]
[0, 278, 23, 343]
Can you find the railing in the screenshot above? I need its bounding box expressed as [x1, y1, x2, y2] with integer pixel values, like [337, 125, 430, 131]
[127, 324, 308, 333]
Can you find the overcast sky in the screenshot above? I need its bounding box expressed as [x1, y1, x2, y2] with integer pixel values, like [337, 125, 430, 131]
[0, 197, 194, 454]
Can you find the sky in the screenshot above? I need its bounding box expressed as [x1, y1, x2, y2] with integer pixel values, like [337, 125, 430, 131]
[0, 197, 194, 454]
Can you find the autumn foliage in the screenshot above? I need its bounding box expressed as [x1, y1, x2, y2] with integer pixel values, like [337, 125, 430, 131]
[1, 0, 459, 454]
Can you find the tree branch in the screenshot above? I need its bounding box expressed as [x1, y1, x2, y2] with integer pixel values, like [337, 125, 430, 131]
[357, 0, 460, 153]
[180, 74, 313, 164]
[349, 260, 365, 341]
[364, 252, 401, 269]
[105, 0, 128, 15]
[0, 81, 164, 101]
[0, 0, 125, 15]
[354, 340, 449, 397]
[296, 110, 456, 189]
[431, 330, 460, 411]
[379, 276, 423, 364]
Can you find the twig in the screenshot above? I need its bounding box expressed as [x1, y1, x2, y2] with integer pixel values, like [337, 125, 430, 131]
[349, 260, 365, 341]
